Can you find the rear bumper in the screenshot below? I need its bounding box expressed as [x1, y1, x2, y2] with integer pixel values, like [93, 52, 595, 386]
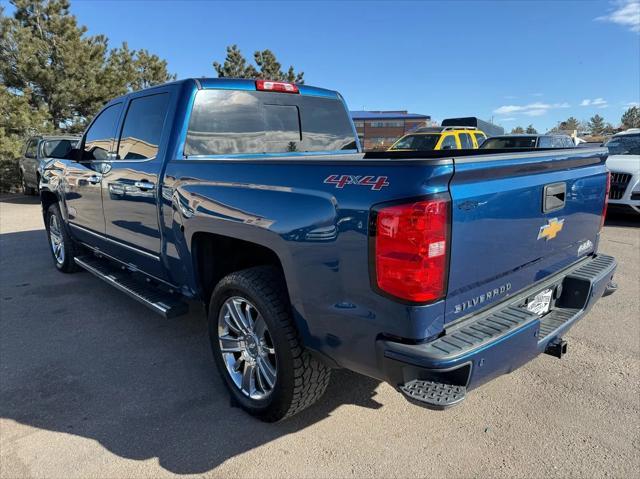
[377, 254, 617, 407]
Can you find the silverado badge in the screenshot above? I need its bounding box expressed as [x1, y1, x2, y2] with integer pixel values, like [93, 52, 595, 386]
[537, 217, 564, 241]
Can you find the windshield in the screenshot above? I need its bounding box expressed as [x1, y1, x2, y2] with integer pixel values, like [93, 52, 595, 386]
[480, 137, 537, 149]
[42, 139, 78, 158]
[606, 134, 640, 155]
[389, 134, 439, 151]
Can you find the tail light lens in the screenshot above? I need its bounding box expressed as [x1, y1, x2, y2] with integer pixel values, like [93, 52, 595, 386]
[600, 171, 610, 231]
[372, 197, 450, 303]
[255, 80, 299, 93]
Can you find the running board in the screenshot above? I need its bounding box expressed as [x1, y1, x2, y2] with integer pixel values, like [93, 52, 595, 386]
[74, 255, 189, 318]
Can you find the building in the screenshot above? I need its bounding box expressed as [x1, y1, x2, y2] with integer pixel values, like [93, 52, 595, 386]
[350, 110, 431, 151]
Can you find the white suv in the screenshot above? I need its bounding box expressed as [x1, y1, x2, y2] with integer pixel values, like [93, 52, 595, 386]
[605, 129, 640, 214]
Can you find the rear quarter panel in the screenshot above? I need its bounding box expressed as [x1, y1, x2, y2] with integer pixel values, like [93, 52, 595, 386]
[162, 157, 453, 378]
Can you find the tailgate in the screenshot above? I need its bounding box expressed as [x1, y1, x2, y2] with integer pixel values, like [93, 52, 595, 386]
[444, 148, 608, 323]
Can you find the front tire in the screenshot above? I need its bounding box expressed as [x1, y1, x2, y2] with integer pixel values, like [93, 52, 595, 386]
[21, 173, 36, 196]
[209, 266, 331, 422]
[45, 203, 79, 273]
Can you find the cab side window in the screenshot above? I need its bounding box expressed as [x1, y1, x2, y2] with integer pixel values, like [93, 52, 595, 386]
[474, 133, 487, 147]
[459, 133, 473, 149]
[82, 103, 122, 161]
[117, 93, 170, 160]
[538, 136, 553, 148]
[440, 134, 458, 150]
[25, 139, 38, 158]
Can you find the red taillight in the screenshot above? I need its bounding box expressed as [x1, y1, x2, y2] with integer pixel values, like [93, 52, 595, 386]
[373, 197, 449, 303]
[255, 80, 299, 94]
[600, 171, 610, 231]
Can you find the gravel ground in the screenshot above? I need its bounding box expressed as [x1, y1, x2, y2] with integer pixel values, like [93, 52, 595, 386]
[1, 195, 638, 479]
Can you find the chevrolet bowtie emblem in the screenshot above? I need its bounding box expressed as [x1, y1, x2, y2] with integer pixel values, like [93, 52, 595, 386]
[537, 217, 564, 240]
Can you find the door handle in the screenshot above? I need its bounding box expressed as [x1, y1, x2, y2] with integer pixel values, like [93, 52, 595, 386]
[134, 180, 155, 191]
[87, 175, 101, 185]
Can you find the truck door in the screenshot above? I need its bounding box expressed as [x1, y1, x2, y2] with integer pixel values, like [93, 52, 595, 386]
[100, 90, 172, 278]
[21, 138, 39, 186]
[65, 102, 122, 241]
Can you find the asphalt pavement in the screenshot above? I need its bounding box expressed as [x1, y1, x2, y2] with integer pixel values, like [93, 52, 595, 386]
[1, 195, 638, 479]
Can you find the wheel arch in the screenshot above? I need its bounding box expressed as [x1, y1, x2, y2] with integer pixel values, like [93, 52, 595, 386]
[40, 190, 59, 215]
[192, 231, 288, 308]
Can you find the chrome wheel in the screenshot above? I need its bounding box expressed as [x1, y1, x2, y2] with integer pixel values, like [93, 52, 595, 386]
[48, 214, 65, 265]
[218, 296, 277, 400]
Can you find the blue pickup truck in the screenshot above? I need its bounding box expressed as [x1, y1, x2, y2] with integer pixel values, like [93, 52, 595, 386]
[39, 78, 617, 421]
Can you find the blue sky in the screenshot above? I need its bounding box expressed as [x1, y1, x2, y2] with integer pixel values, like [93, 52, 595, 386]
[9, 0, 640, 131]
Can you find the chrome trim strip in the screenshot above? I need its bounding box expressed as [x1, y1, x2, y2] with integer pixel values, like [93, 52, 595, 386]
[68, 222, 160, 261]
[452, 148, 607, 164]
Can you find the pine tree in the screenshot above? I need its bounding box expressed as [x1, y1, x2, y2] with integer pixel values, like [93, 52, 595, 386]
[621, 106, 640, 129]
[559, 117, 580, 131]
[511, 126, 525, 134]
[525, 124, 537, 134]
[1, 0, 174, 132]
[588, 114, 606, 135]
[0, 0, 175, 189]
[213, 44, 304, 83]
[213, 44, 258, 79]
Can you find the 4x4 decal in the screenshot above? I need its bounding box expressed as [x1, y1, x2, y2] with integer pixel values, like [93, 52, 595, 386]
[324, 175, 390, 191]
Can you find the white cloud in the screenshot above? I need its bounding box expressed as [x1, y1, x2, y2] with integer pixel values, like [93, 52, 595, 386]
[596, 0, 640, 33]
[493, 102, 570, 117]
[624, 101, 639, 108]
[581, 98, 609, 108]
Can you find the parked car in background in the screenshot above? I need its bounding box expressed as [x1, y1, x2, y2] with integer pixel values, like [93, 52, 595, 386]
[388, 126, 486, 151]
[480, 134, 574, 150]
[604, 129, 640, 214]
[19, 136, 79, 195]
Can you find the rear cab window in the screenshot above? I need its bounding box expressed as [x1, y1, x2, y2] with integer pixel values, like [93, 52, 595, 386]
[473, 133, 486, 147]
[185, 89, 357, 157]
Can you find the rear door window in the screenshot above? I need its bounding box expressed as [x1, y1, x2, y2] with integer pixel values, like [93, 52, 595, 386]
[185, 90, 356, 156]
[474, 133, 486, 146]
[459, 133, 473, 149]
[440, 134, 458, 150]
[117, 93, 170, 160]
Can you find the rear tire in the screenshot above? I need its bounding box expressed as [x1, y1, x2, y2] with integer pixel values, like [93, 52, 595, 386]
[209, 266, 330, 422]
[45, 203, 80, 273]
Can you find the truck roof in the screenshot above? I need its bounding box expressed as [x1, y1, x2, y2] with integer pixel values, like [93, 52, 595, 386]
[110, 77, 340, 102]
